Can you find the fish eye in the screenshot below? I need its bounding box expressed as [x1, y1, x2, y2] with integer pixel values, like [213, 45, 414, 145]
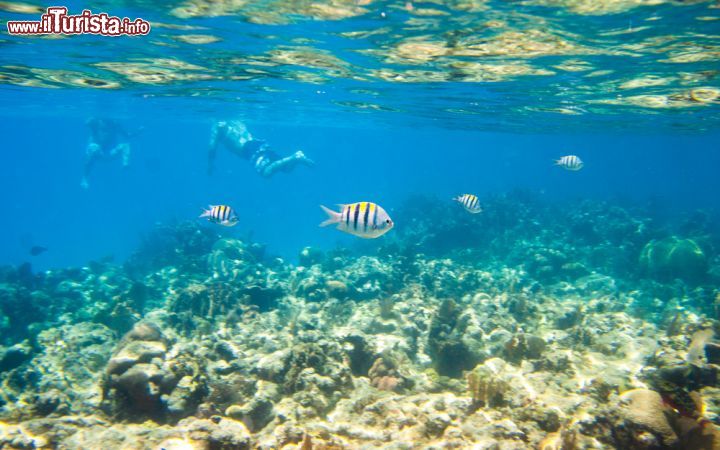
[385, 219, 391, 224]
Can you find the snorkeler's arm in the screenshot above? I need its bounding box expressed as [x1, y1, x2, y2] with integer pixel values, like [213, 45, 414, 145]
[81, 141, 100, 187]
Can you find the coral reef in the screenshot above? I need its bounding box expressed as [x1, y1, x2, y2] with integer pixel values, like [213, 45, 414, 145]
[427, 299, 479, 378]
[0, 196, 719, 449]
[102, 321, 207, 422]
[611, 388, 679, 447]
[640, 236, 709, 283]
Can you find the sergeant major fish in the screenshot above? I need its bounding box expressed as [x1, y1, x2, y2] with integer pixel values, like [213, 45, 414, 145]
[200, 205, 239, 227]
[555, 155, 584, 171]
[320, 202, 393, 238]
[454, 194, 482, 214]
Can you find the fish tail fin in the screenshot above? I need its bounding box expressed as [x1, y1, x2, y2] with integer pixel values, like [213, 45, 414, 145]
[199, 208, 211, 218]
[553, 159, 561, 166]
[319, 205, 341, 227]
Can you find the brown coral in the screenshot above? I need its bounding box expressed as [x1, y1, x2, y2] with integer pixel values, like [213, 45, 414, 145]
[615, 389, 679, 447]
[467, 359, 511, 409]
[368, 357, 404, 392]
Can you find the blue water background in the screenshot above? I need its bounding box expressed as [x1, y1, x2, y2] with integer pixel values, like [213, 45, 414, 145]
[2, 108, 719, 269]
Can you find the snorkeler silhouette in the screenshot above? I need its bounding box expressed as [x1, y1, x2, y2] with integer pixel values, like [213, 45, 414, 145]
[81, 117, 142, 189]
[208, 120, 314, 177]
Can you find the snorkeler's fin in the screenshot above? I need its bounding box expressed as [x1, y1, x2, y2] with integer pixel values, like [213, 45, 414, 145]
[319, 205, 341, 227]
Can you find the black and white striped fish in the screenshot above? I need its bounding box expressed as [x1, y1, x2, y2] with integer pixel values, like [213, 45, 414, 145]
[320, 202, 393, 238]
[555, 155, 584, 171]
[199, 205, 239, 227]
[454, 194, 482, 214]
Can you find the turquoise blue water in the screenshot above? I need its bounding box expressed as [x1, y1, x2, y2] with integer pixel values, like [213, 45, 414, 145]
[1, 0, 719, 266]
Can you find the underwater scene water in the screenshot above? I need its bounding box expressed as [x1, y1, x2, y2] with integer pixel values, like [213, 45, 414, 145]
[2, 0, 720, 448]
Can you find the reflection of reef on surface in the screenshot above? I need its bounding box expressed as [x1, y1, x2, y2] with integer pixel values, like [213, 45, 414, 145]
[1, 194, 719, 448]
[2, 0, 719, 132]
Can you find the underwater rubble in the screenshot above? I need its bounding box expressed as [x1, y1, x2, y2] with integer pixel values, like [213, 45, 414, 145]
[1, 193, 719, 449]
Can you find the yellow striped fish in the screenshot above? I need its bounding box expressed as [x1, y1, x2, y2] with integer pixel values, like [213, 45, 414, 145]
[454, 194, 482, 214]
[555, 155, 584, 171]
[320, 202, 393, 238]
[199, 205, 238, 227]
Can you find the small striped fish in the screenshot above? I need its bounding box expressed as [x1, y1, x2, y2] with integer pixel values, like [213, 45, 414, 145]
[555, 155, 584, 171]
[454, 194, 482, 214]
[199, 205, 239, 227]
[320, 202, 393, 238]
